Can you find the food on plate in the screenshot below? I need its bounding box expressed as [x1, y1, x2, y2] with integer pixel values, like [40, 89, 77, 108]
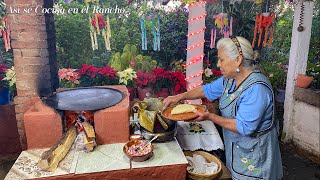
[171, 104, 196, 115]
[126, 140, 152, 156]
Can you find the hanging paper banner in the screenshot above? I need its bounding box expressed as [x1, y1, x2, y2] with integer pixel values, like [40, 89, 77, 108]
[0, 16, 11, 52]
[140, 14, 161, 51]
[210, 13, 233, 48]
[85, 0, 99, 3]
[89, 14, 111, 50]
[252, 13, 274, 48]
[152, 15, 160, 51]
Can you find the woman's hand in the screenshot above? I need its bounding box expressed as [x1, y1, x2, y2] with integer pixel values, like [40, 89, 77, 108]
[193, 110, 211, 122]
[163, 95, 181, 109]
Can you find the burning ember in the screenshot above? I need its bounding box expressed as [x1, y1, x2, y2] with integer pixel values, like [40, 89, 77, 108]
[64, 110, 94, 131]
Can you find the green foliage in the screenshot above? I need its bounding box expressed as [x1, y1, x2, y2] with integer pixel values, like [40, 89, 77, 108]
[54, 0, 319, 91]
[260, 0, 320, 90]
[109, 44, 157, 72]
[55, 1, 112, 68]
[0, 0, 5, 17]
[109, 44, 136, 71]
[134, 54, 158, 72]
[146, 7, 189, 68]
[204, 1, 264, 68]
[307, 62, 320, 90]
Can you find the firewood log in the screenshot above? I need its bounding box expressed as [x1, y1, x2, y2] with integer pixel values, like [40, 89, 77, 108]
[37, 126, 77, 172]
[83, 131, 95, 152]
[81, 122, 95, 152]
[82, 121, 95, 141]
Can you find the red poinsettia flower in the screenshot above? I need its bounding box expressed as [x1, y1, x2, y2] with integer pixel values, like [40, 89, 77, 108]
[151, 68, 173, 81]
[79, 64, 102, 78]
[135, 70, 156, 88]
[211, 69, 222, 76]
[0, 65, 8, 80]
[171, 70, 186, 94]
[99, 65, 118, 79]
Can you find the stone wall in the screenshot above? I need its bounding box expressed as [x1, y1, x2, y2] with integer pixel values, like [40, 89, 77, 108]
[291, 88, 320, 163]
[5, 0, 58, 150]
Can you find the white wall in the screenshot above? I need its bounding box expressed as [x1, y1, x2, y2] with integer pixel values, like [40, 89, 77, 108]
[291, 101, 320, 157]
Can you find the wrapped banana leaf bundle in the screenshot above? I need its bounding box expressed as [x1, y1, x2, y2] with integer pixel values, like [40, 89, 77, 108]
[132, 98, 174, 133]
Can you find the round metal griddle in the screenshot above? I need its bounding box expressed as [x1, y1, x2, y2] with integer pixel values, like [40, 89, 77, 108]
[43, 87, 124, 111]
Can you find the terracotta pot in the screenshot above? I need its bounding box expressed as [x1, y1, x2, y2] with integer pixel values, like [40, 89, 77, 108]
[296, 74, 314, 88]
[137, 87, 153, 101]
[0, 87, 10, 105]
[127, 87, 136, 101]
[154, 88, 169, 98]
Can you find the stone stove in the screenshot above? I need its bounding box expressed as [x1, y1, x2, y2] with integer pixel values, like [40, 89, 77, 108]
[23, 85, 130, 149]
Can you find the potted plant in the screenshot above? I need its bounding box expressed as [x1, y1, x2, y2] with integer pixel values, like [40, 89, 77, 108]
[263, 61, 288, 103]
[1, 65, 15, 105]
[0, 64, 9, 105]
[117, 67, 137, 101]
[296, 62, 319, 89]
[170, 70, 187, 95]
[135, 70, 156, 100]
[150, 68, 173, 98]
[58, 68, 80, 88]
[306, 62, 320, 91]
[78, 64, 118, 87]
[296, 74, 314, 89]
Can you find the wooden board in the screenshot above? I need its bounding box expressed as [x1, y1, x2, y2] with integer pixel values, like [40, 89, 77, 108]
[37, 126, 77, 172]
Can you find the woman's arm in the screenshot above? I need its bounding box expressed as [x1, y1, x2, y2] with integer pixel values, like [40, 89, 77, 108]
[194, 111, 239, 134]
[163, 86, 205, 108]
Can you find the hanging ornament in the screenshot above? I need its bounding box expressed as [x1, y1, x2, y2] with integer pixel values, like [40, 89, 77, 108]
[140, 14, 161, 51]
[252, 0, 274, 48]
[0, 16, 11, 52]
[297, 2, 305, 32]
[152, 15, 161, 51]
[89, 14, 111, 50]
[104, 16, 111, 50]
[210, 13, 233, 48]
[252, 12, 274, 48]
[85, 0, 99, 3]
[140, 16, 147, 50]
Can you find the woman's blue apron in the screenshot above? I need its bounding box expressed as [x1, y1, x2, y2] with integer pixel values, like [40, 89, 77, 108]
[219, 72, 283, 180]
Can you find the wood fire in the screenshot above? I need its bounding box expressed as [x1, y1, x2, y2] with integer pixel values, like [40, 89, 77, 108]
[37, 111, 96, 172]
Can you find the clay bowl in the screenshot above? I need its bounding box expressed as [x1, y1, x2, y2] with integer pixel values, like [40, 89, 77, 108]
[123, 139, 154, 162]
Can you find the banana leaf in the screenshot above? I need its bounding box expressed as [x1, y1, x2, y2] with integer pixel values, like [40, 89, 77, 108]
[133, 98, 174, 132]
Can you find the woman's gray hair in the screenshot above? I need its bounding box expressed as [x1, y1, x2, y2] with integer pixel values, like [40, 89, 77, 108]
[216, 36, 261, 71]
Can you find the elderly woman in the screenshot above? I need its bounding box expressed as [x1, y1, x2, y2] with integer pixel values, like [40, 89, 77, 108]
[163, 37, 283, 180]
